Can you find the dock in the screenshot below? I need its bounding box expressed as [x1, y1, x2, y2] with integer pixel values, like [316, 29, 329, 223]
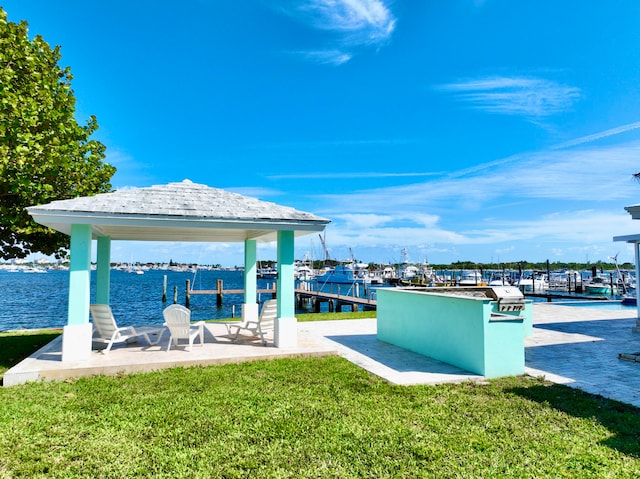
[181, 279, 376, 313]
[295, 285, 377, 312]
[179, 278, 616, 314]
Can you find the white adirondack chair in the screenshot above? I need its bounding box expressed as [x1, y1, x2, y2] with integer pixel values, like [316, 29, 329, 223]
[226, 299, 277, 346]
[90, 304, 163, 354]
[163, 304, 205, 351]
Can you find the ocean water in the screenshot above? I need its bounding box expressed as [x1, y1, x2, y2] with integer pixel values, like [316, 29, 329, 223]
[0, 269, 281, 331]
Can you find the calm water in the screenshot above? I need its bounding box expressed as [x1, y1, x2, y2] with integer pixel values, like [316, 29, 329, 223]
[0, 268, 366, 331]
[0, 269, 285, 331]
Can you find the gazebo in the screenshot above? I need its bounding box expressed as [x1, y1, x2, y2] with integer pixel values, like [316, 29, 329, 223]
[613, 203, 640, 331]
[27, 180, 330, 361]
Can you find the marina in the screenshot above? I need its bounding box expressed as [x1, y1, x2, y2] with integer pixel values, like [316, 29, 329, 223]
[1, 262, 637, 333]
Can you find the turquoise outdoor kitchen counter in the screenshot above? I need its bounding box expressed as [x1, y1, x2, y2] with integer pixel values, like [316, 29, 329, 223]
[377, 287, 533, 379]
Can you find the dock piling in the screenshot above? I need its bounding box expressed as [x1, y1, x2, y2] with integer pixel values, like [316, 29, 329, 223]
[162, 275, 167, 302]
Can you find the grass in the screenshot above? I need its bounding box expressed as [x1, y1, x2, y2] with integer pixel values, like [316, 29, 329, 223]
[206, 311, 376, 323]
[297, 310, 374, 321]
[212, 310, 375, 324]
[0, 329, 61, 377]
[1, 326, 640, 478]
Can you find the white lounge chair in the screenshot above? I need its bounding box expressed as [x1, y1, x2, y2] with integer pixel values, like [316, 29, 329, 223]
[90, 304, 163, 354]
[226, 299, 277, 346]
[163, 304, 205, 352]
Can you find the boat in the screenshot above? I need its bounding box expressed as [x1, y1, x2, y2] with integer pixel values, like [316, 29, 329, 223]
[487, 272, 512, 286]
[516, 272, 548, 292]
[458, 270, 486, 286]
[548, 270, 582, 291]
[257, 265, 277, 279]
[315, 263, 366, 285]
[294, 254, 316, 281]
[21, 266, 47, 273]
[584, 276, 617, 295]
[621, 293, 637, 306]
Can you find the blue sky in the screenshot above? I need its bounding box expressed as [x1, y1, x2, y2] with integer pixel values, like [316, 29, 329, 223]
[7, 1, 640, 266]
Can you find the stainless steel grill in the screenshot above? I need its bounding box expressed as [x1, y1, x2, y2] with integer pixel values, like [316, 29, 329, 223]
[407, 286, 526, 312]
[483, 286, 526, 312]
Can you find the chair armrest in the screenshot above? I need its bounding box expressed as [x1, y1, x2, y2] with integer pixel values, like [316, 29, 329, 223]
[111, 326, 136, 341]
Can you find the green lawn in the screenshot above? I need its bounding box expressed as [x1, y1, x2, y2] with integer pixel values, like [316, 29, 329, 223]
[0, 329, 62, 377]
[1, 329, 639, 478]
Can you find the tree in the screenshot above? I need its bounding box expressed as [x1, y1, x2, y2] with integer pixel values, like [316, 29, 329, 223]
[0, 7, 115, 259]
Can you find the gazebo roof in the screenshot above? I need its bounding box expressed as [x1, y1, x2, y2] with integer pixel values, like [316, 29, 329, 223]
[625, 204, 640, 220]
[27, 180, 330, 242]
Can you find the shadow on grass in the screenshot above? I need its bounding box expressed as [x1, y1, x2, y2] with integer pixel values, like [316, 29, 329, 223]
[0, 331, 61, 385]
[509, 381, 640, 457]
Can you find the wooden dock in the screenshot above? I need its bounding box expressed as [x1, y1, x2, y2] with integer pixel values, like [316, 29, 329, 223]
[181, 278, 375, 312]
[177, 278, 616, 313]
[295, 286, 377, 312]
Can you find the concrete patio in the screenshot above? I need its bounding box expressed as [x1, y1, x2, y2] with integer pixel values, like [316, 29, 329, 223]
[5, 303, 640, 409]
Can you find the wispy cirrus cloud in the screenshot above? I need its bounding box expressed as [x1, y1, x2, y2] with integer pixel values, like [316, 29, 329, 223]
[438, 76, 581, 119]
[267, 171, 442, 180]
[552, 120, 640, 149]
[278, 0, 396, 64]
[298, 0, 396, 44]
[297, 49, 352, 65]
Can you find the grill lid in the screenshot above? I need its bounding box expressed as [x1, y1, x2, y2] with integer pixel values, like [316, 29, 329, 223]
[486, 286, 525, 311]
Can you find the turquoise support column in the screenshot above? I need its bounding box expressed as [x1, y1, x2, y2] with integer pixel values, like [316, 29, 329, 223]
[95, 236, 111, 305]
[63, 224, 93, 361]
[634, 243, 640, 329]
[275, 230, 296, 347]
[243, 239, 259, 322]
[68, 224, 92, 325]
[276, 230, 295, 317]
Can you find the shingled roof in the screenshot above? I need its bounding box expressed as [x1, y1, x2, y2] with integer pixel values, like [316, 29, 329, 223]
[27, 180, 330, 242]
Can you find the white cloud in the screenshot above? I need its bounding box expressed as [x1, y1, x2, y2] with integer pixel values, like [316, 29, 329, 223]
[278, 0, 396, 64]
[268, 171, 442, 180]
[227, 186, 284, 198]
[294, 136, 640, 264]
[313, 141, 640, 216]
[331, 213, 394, 228]
[438, 76, 581, 119]
[552, 120, 640, 149]
[299, 0, 395, 41]
[297, 49, 352, 65]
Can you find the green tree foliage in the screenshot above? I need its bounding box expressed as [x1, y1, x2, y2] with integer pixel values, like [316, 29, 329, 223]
[0, 8, 115, 259]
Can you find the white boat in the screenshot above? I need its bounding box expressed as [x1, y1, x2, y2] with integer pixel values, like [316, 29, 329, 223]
[517, 273, 548, 292]
[487, 272, 512, 286]
[295, 265, 315, 281]
[21, 266, 47, 273]
[258, 266, 277, 279]
[458, 270, 485, 286]
[294, 254, 316, 281]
